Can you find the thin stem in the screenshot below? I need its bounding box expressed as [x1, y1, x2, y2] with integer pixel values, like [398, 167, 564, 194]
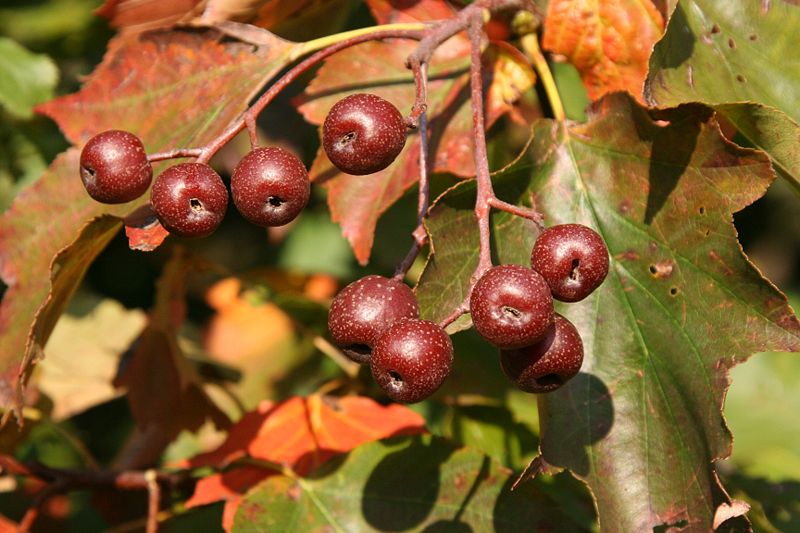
[145, 470, 159, 533]
[289, 23, 429, 61]
[520, 33, 565, 121]
[487, 196, 545, 230]
[147, 149, 203, 162]
[197, 28, 424, 163]
[468, 12, 495, 281]
[394, 62, 430, 280]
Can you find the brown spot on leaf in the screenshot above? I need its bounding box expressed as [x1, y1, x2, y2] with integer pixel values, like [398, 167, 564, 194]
[649, 261, 674, 279]
[728, 38, 736, 49]
[736, 74, 746, 83]
[711, 24, 721, 34]
[709, 250, 735, 276]
[618, 198, 632, 214]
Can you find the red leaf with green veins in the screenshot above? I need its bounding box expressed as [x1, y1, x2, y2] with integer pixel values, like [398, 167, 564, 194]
[0, 28, 296, 417]
[416, 93, 800, 531]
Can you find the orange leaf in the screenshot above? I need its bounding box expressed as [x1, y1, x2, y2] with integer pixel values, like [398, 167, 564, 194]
[183, 395, 426, 530]
[542, 0, 664, 102]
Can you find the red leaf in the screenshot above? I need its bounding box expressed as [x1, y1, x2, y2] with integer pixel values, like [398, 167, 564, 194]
[0, 29, 296, 417]
[298, 36, 536, 263]
[542, 0, 664, 102]
[182, 395, 425, 530]
[124, 205, 169, 251]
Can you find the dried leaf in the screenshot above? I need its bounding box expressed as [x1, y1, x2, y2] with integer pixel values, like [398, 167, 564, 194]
[543, 0, 664, 102]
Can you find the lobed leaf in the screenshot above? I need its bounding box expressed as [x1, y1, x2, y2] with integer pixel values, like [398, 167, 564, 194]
[0, 28, 296, 418]
[416, 93, 800, 530]
[542, 0, 664, 103]
[183, 395, 425, 531]
[232, 435, 581, 532]
[646, 0, 800, 191]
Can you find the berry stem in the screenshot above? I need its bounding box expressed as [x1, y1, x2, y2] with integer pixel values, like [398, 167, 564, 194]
[520, 33, 565, 122]
[147, 148, 203, 162]
[394, 61, 430, 280]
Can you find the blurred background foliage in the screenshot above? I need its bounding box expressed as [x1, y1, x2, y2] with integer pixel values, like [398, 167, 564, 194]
[0, 0, 797, 531]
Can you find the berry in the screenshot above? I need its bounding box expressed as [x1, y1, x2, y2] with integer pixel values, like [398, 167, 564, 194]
[500, 314, 583, 393]
[371, 318, 453, 403]
[231, 147, 310, 227]
[469, 264, 554, 350]
[79, 130, 152, 203]
[328, 275, 419, 364]
[150, 163, 228, 238]
[531, 223, 609, 302]
[322, 93, 407, 175]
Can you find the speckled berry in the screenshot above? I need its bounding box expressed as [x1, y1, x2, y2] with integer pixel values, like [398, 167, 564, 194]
[231, 147, 310, 227]
[328, 275, 419, 364]
[470, 264, 554, 350]
[531, 224, 609, 302]
[371, 318, 453, 403]
[150, 163, 228, 238]
[500, 314, 584, 393]
[79, 130, 152, 203]
[322, 93, 407, 175]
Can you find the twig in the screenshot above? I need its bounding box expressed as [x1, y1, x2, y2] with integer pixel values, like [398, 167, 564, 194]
[520, 33, 565, 121]
[197, 28, 425, 162]
[145, 469, 159, 533]
[395, 61, 431, 280]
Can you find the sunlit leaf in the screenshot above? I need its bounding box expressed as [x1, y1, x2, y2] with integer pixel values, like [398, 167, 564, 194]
[646, 0, 800, 191]
[416, 93, 800, 530]
[543, 0, 664, 103]
[0, 38, 58, 119]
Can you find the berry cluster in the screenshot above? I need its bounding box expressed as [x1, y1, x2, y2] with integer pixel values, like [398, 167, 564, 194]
[79, 130, 311, 237]
[78, 93, 404, 238]
[471, 224, 609, 393]
[328, 276, 453, 403]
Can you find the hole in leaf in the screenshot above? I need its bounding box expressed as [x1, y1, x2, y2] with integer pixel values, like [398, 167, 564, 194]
[190, 198, 203, 212]
[268, 196, 284, 207]
[728, 38, 736, 49]
[699, 206, 706, 215]
[710, 24, 720, 34]
[649, 265, 657, 275]
[389, 371, 403, 383]
[704, 229, 711, 237]
[536, 374, 563, 387]
[502, 305, 522, 319]
[569, 258, 580, 280]
[670, 287, 679, 296]
[339, 132, 356, 146]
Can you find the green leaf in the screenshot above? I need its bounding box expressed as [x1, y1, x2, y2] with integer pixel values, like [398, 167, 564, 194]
[0, 27, 297, 417]
[416, 93, 800, 531]
[646, 0, 800, 192]
[0, 37, 58, 119]
[233, 435, 581, 532]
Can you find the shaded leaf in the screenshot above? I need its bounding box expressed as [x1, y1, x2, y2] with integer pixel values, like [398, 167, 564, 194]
[183, 395, 425, 531]
[0, 28, 296, 417]
[416, 93, 800, 530]
[113, 250, 230, 459]
[39, 292, 147, 420]
[646, 0, 800, 191]
[0, 38, 58, 119]
[542, 0, 664, 103]
[232, 435, 580, 533]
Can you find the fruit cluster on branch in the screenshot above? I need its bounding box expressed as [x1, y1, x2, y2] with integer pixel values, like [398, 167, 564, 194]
[76, 0, 610, 403]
